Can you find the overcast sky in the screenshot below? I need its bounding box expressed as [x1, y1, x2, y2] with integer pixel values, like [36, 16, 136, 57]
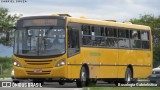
[0, 0, 159, 22]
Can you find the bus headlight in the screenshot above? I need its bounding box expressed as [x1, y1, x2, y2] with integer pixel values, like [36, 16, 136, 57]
[14, 60, 21, 67]
[55, 59, 66, 67]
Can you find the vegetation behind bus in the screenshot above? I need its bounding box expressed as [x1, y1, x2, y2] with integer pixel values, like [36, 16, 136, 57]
[0, 7, 21, 46]
[0, 57, 13, 78]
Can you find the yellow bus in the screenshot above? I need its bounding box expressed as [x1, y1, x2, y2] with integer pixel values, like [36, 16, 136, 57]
[13, 14, 152, 87]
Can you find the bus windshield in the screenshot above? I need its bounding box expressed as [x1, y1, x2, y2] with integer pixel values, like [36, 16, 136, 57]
[14, 27, 65, 56]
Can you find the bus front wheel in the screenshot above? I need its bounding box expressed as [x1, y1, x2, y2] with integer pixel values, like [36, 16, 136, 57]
[76, 66, 89, 87]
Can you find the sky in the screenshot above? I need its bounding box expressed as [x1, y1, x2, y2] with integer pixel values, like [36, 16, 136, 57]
[0, 45, 12, 57]
[0, 0, 159, 56]
[0, 0, 160, 22]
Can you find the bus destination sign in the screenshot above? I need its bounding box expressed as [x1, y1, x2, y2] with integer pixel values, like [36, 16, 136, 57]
[23, 19, 58, 27]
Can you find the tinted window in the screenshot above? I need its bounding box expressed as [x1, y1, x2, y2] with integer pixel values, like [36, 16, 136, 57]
[141, 31, 149, 40]
[82, 25, 92, 46]
[118, 29, 129, 38]
[94, 27, 104, 36]
[82, 25, 91, 35]
[141, 31, 150, 49]
[105, 27, 118, 48]
[82, 36, 92, 46]
[106, 38, 118, 47]
[68, 23, 80, 57]
[105, 27, 117, 37]
[130, 30, 140, 39]
[118, 28, 130, 48]
[118, 39, 130, 48]
[130, 30, 141, 49]
[91, 26, 105, 47]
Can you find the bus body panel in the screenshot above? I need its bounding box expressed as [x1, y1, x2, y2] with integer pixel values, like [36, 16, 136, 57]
[99, 48, 118, 78]
[67, 54, 81, 78]
[13, 55, 68, 79]
[81, 47, 100, 78]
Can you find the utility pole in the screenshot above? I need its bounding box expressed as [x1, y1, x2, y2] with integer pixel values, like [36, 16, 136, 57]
[0, 65, 2, 75]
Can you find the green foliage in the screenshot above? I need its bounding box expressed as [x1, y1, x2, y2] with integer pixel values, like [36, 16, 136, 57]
[0, 7, 22, 46]
[130, 15, 156, 27]
[0, 7, 22, 32]
[153, 46, 160, 67]
[0, 57, 13, 69]
[0, 57, 13, 77]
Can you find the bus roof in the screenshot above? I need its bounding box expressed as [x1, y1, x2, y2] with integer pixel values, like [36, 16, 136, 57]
[67, 17, 151, 30]
[18, 15, 151, 30]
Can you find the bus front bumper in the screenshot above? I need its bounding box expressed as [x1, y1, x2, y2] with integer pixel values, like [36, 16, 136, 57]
[13, 66, 67, 79]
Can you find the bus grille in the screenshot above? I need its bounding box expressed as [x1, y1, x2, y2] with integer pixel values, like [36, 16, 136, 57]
[24, 60, 52, 65]
[26, 70, 51, 75]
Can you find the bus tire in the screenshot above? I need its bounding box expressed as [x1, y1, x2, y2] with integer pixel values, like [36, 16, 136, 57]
[76, 66, 89, 87]
[125, 67, 133, 84]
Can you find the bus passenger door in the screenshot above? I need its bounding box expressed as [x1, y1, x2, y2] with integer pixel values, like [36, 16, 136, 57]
[67, 28, 81, 79]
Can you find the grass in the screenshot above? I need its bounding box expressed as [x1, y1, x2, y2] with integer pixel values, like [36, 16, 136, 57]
[0, 67, 12, 78]
[83, 87, 160, 90]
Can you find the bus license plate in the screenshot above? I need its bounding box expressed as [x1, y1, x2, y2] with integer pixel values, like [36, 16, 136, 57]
[34, 69, 42, 73]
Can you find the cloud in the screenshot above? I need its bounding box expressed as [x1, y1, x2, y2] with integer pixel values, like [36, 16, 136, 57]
[1, 0, 160, 22]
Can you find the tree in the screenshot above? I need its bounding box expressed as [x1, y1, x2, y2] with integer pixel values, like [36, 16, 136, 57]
[0, 7, 22, 46]
[130, 14, 160, 68]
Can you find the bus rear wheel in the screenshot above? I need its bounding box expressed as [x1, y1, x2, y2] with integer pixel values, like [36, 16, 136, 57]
[125, 68, 133, 84]
[76, 66, 89, 87]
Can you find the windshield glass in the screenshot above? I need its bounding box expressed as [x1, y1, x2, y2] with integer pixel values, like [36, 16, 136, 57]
[14, 27, 65, 56]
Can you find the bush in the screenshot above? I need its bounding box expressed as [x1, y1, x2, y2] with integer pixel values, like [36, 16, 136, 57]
[0, 57, 13, 73]
[153, 46, 160, 68]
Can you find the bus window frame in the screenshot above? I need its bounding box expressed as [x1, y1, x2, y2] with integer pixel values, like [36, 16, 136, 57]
[67, 22, 151, 51]
[67, 23, 81, 58]
[140, 30, 150, 50]
[118, 28, 130, 49]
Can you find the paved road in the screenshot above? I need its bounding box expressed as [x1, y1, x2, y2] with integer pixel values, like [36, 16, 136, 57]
[0, 79, 159, 90]
[0, 79, 114, 90]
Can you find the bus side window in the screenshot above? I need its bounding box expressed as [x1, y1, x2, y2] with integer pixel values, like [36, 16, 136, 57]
[68, 28, 80, 57]
[141, 31, 150, 49]
[118, 28, 130, 48]
[92, 26, 105, 47]
[82, 25, 92, 46]
[130, 30, 141, 49]
[105, 27, 118, 48]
